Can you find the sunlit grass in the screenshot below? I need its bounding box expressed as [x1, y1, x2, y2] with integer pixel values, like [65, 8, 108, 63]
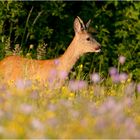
[0, 69, 140, 139]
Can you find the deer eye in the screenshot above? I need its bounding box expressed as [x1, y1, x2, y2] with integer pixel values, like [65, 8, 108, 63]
[86, 37, 90, 41]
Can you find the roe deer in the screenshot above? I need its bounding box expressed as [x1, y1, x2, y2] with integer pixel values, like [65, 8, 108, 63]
[0, 16, 101, 83]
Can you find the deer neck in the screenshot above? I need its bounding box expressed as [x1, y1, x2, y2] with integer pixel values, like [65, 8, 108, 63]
[57, 36, 81, 73]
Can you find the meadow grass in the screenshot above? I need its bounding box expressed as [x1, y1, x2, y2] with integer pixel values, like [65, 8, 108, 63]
[0, 65, 140, 139]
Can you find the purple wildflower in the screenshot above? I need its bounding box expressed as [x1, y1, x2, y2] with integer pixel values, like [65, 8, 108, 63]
[124, 118, 136, 131]
[111, 73, 120, 83]
[31, 119, 44, 130]
[50, 69, 57, 77]
[15, 80, 25, 90]
[91, 73, 100, 83]
[47, 118, 58, 127]
[119, 72, 128, 82]
[77, 80, 87, 89]
[68, 80, 87, 91]
[15, 79, 32, 90]
[68, 80, 77, 91]
[101, 97, 116, 112]
[59, 71, 68, 80]
[137, 83, 140, 93]
[48, 69, 57, 83]
[54, 59, 60, 65]
[109, 67, 118, 76]
[48, 104, 57, 112]
[0, 84, 7, 92]
[20, 104, 33, 114]
[70, 110, 79, 118]
[119, 55, 126, 65]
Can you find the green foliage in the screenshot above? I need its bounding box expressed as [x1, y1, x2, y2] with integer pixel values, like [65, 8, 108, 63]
[0, 1, 139, 81]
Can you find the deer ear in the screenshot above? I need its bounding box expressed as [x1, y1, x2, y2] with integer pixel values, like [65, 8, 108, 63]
[86, 19, 91, 29]
[74, 16, 85, 33]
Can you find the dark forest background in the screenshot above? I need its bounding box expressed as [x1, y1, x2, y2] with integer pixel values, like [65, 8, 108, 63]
[0, 1, 140, 81]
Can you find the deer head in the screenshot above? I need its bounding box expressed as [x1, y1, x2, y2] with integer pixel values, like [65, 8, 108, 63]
[73, 16, 101, 55]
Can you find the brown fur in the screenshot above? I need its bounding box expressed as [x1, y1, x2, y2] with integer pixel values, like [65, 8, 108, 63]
[0, 17, 101, 83]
